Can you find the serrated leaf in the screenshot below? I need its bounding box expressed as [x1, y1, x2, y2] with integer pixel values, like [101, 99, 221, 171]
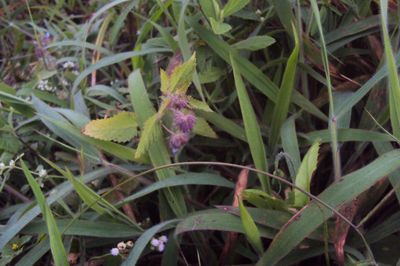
[188, 97, 213, 112]
[232, 35, 276, 51]
[209, 17, 232, 35]
[294, 140, 320, 207]
[82, 112, 138, 142]
[135, 114, 160, 159]
[193, 117, 218, 138]
[239, 199, 264, 254]
[169, 53, 196, 94]
[222, 0, 250, 17]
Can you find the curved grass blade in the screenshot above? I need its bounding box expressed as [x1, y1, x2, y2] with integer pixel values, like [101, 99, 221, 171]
[230, 54, 270, 193]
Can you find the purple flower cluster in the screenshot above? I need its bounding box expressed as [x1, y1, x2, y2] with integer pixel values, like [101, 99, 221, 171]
[166, 93, 196, 154]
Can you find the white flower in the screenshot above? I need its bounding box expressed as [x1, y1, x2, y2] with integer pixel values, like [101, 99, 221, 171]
[62, 61, 75, 69]
[117, 242, 126, 251]
[126, 240, 133, 248]
[60, 78, 69, 86]
[256, 9, 262, 15]
[38, 169, 47, 177]
[157, 242, 165, 252]
[159, 235, 168, 243]
[150, 238, 160, 247]
[0, 162, 5, 170]
[72, 70, 79, 75]
[110, 248, 119, 256]
[9, 160, 15, 168]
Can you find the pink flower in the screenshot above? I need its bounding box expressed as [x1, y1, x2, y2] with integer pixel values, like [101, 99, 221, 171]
[169, 132, 189, 154]
[174, 110, 196, 133]
[168, 94, 188, 110]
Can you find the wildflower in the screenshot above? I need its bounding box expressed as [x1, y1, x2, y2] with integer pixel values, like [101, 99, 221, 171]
[157, 242, 165, 252]
[168, 94, 188, 110]
[37, 79, 55, 92]
[117, 242, 126, 251]
[126, 240, 134, 248]
[256, 9, 262, 15]
[159, 235, 168, 243]
[38, 169, 47, 178]
[150, 238, 160, 247]
[9, 160, 15, 168]
[62, 61, 75, 70]
[11, 243, 19, 251]
[173, 110, 196, 133]
[110, 248, 119, 256]
[0, 162, 5, 171]
[169, 132, 189, 154]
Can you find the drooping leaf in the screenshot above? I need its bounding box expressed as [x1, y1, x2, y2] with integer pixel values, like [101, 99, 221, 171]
[293, 141, 320, 207]
[82, 112, 138, 142]
[232, 35, 276, 51]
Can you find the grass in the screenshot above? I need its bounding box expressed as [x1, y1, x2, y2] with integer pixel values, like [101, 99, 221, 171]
[0, 0, 400, 265]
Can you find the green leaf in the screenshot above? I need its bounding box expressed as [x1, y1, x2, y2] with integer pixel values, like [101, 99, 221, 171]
[293, 141, 320, 207]
[199, 0, 219, 19]
[135, 114, 160, 159]
[239, 200, 264, 254]
[230, 54, 270, 193]
[209, 17, 232, 35]
[169, 53, 196, 94]
[129, 70, 187, 217]
[82, 112, 138, 142]
[256, 149, 400, 265]
[269, 26, 299, 148]
[243, 189, 288, 211]
[193, 117, 218, 138]
[222, 0, 250, 17]
[188, 97, 213, 112]
[232, 35, 276, 51]
[21, 161, 68, 266]
[380, 0, 400, 139]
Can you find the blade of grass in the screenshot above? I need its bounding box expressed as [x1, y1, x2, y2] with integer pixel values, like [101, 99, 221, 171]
[230, 54, 270, 193]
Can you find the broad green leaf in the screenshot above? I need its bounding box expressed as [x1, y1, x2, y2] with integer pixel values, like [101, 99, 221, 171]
[209, 17, 232, 35]
[169, 53, 196, 94]
[380, 0, 400, 139]
[269, 26, 299, 148]
[199, 0, 219, 19]
[232, 35, 276, 51]
[239, 200, 264, 254]
[293, 141, 320, 207]
[230, 54, 270, 193]
[129, 70, 187, 217]
[193, 117, 218, 138]
[303, 128, 394, 144]
[135, 114, 160, 159]
[281, 116, 301, 177]
[222, 0, 250, 17]
[82, 112, 138, 142]
[21, 161, 68, 266]
[188, 97, 213, 112]
[257, 149, 400, 265]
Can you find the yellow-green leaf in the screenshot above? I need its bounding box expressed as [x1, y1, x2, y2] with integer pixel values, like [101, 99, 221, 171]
[209, 17, 232, 35]
[239, 199, 264, 254]
[188, 97, 213, 112]
[193, 117, 218, 138]
[293, 141, 320, 207]
[82, 112, 138, 142]
[160, 69, 169, 94]
[169, 53, 196, 94]
[135, 114, 160, 159]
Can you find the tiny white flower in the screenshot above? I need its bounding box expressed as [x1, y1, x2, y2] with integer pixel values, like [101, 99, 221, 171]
[38, 169, 47, 177]
[0, 162, 5, 170]
[255, 9, 262, 15]
[126, 240, 134, 248]
[157, 242, 165, 252]
[60, 78, 69, 86]
[150, 238, 160, 247]
[62, 61, 75, 69]
[9, 160, 15, 168]
[260, 16, 265, 22]
[136, 30, 141, 36]
[159, 235, 168, 243]
[110, 247, 119, 256]
[117, 242, 126, 251]
[72, 70, 79, 75]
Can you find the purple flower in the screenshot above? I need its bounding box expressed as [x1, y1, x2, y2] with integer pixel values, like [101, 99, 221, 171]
[169, 132, 189, 154]
[110, 248, 119, 256]
[168, 94, 188, 110]
[174, 110, 196, 133]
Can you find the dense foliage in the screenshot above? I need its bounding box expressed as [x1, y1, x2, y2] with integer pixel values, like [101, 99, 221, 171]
[1, 0, 400, 265]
